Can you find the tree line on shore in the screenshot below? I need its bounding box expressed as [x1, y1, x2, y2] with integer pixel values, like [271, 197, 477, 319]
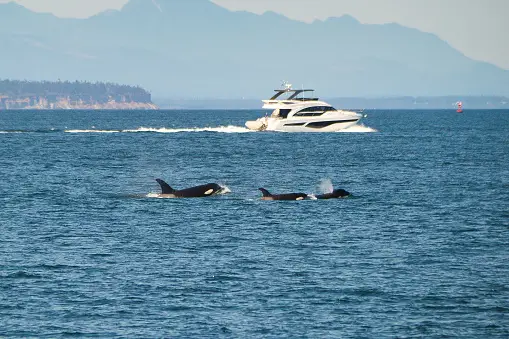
[0, 79, 152, 103]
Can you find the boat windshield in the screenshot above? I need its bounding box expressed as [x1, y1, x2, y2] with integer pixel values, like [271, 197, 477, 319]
[272, 109, 291, 118]
[270, 89, 316, 101]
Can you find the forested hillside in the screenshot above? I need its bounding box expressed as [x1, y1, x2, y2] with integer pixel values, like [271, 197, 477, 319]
[0, 80, 155, 109]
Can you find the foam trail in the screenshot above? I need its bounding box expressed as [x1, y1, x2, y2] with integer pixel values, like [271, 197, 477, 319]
[317, 178, 334, 194]
[124, 126, 254, 133]
[339, 124, 378, 133]
[9, 124, 376, 134]
[145, 193, 172, 199]
[65, 125, 254, 134]
[65, 129, 120, 133]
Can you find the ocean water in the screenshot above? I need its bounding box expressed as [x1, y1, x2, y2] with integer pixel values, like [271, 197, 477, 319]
[0, 109, 508, 338]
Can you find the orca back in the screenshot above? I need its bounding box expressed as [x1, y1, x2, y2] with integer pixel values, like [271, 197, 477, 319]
[275, 193, 308, 201]
[259, 188, 307, 201]
[175, 183, 222, 198]
[316, 189, 350, 199]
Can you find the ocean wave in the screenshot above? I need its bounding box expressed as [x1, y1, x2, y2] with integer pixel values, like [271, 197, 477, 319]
[0, 129, 60, 134]
[3, 271, 43, 279]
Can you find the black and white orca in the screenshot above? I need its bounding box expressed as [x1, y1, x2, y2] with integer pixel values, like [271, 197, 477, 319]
[315, 188, 351, 199]
[258, 188, 308, 201]
[155, 179, 223, 198]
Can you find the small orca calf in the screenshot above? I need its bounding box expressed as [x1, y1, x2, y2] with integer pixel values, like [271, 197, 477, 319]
[258, 188, 308, 201]
[156, 179, 223, 198]
[315, 188, 351, 199]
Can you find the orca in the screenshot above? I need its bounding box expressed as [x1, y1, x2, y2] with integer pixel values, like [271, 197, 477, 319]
[258, 188, 308, 201]
[315, 188, 351, 199]
[155, 179, 223, 198]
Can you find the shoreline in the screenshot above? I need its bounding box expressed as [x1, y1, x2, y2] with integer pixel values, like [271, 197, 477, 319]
[0, 102, 159, 110]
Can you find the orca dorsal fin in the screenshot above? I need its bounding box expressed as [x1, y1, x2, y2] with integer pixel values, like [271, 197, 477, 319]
[258, 188, 272, 197]
[156, 179, 176, 194]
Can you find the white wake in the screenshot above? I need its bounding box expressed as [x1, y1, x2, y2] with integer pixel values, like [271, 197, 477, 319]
[65, 129, 120, 133]
[64, 126, 254, 133]
[338, 124, 378, 133]
[41, 124, 376, 134]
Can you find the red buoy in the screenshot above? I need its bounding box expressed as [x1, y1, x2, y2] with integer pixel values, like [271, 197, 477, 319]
[456, 101, 463, 113]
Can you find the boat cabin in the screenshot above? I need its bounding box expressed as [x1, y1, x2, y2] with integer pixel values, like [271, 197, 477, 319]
[263, 85, 338, 120]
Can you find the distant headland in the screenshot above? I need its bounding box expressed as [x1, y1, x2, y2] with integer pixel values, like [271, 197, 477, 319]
[0, 80, 158, 110]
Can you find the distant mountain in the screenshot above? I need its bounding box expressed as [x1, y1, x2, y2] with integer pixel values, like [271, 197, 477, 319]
[1, 0, 508, 98]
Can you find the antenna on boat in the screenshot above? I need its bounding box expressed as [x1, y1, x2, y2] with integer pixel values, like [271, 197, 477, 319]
[281, 80, 292, 91]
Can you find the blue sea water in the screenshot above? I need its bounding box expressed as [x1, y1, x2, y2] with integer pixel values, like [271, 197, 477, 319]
[0, 109, 508, 338]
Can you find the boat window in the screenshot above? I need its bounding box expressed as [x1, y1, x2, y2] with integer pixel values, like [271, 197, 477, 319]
[294, 112, 324, 117]
[279, 109, 291, 119]
[298, 106, 323, 113]
[294, 106, 327, 116]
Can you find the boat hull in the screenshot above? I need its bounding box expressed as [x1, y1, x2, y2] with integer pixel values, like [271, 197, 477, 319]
[245, 115, 361, 132]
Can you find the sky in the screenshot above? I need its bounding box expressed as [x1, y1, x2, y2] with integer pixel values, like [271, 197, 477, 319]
[2, 0, 508, 70]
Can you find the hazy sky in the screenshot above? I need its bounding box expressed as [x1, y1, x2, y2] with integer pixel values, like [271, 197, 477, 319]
[2, 0, 508, 69]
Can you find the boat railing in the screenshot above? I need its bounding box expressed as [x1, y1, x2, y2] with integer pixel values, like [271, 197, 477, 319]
[263, 98, 320, 105]
[293, 98, 319, 101]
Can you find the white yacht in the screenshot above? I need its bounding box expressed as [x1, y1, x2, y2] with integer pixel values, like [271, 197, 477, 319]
[245, 82, 362, 132]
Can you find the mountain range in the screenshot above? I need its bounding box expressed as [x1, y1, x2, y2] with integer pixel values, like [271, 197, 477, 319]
[1, 0, 508, 99]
